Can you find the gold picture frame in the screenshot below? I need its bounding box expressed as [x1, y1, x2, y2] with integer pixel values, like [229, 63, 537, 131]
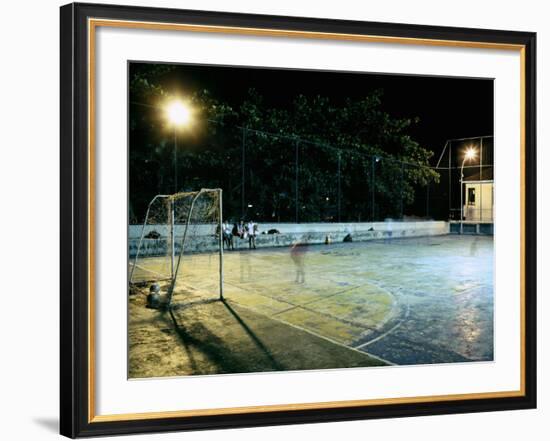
[60, 2, 536, 437]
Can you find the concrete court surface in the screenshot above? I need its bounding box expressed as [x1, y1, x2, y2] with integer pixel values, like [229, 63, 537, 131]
[129, 235, 493, 377]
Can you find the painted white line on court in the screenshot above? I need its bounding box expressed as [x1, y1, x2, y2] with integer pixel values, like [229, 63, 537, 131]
[226, 298, 396, 367]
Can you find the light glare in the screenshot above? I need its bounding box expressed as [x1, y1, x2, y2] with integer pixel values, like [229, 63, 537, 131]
[465, 147, 476, 161]
[166, 100, 192, 126]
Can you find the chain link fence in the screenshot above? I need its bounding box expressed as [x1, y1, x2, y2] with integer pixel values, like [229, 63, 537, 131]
[130, 122, 493, 225]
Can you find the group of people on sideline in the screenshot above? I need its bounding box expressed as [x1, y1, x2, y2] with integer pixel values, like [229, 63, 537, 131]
[221, 220, 259, 250]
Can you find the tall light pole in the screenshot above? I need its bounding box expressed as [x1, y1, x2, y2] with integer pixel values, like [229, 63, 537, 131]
[164, 99, 192, 278]
[165, 99, 192, 193]
[460, 147, 477, 234]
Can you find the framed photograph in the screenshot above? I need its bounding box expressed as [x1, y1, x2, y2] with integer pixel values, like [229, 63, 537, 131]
[60, 2, 537, 438]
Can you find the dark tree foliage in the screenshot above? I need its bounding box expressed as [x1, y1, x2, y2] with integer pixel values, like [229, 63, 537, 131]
[129, 65, 439, 224]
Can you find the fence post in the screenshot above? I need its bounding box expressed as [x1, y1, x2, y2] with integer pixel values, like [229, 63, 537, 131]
[371, 156, 375, 221]
[337, 152, 341, 222]
[426, 181, 430, 218]
[295, 140, 299, 223]
[480, 137, 483, 222]
[400, 161, 404, 219]
[448, 142, 452, 219]
[173, 129, 178, 193]
[241, 127, 246, 219]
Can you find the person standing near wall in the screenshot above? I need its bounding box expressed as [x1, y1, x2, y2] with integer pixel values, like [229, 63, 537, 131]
[290, 239, 308, 284]
[247, 220, 257, 249]
[239, 220, 246, 239]
[223, 220, 233, 250]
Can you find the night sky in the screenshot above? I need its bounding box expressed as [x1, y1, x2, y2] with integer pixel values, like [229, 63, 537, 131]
[150, 62, 494, 160]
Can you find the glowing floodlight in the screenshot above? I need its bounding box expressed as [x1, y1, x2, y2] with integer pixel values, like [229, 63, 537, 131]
[166, 100, 192, 126]
[465, 147, 476, 161]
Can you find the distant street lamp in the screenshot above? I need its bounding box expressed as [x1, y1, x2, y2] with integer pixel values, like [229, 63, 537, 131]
[165, 99, 193, 193]
[460, 147, 477, 234]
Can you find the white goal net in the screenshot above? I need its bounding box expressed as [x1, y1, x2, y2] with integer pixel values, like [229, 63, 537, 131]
[129, 188, 223, 305]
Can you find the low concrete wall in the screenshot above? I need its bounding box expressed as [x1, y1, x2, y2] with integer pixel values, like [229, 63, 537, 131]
[129, 221, 449, 257]
[129, 221, 448, 239]
[449, 222, 494, 235]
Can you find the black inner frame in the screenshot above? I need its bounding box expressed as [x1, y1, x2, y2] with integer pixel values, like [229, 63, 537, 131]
[60, 2, 537, 438]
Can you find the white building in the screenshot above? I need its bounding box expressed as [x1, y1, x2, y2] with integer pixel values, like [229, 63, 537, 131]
[463, 171, 494, 222]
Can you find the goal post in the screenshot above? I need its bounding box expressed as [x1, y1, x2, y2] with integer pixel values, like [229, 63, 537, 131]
[129, 193, 173, 285]
[129, 188, 224, 306]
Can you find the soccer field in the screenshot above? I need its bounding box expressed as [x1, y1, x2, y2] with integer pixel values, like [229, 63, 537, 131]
[129, 234, 493, 377]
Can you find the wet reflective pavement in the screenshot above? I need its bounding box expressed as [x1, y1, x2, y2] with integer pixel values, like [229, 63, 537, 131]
[147, 234, 494, 367]
[345, 235, 493, 364]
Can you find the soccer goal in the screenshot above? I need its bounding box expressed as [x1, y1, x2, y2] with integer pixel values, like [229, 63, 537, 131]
[129, 188, 224, 306]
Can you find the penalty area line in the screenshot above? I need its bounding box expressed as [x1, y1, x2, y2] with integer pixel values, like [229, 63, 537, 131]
[226, 298, 395, 367]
